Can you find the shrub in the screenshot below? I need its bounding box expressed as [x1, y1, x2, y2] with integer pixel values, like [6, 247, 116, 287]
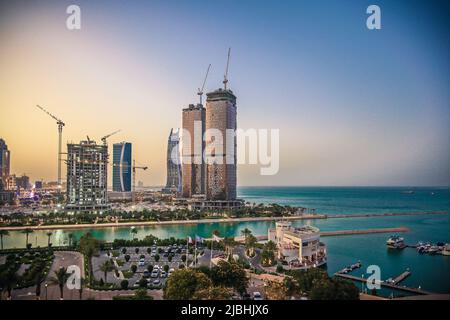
[120, 279, 129, 289]
[140, 254, 145, 259]
[168, 256, 172, 262]
[154, 254, 160, 262]
[276, 265, 284, 273]
[179, 264, 185, 269]
[147, 265, 154, 272]
[163, 265, 169, 272]
[124, 254, 130, 262]
[139, 278, 148, 288]
[181, 254, 186, 262]
[131, 264, 137, 273]
[121, 248, 127, 254]
[147, 247, 151, 254]
[135, 248, 139, 254]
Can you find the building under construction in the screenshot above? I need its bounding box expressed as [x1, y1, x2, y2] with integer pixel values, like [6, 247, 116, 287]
[66, 139, 109, 212]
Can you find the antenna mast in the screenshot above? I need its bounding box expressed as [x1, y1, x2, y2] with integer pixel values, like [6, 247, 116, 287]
[197, 64, 211, 105]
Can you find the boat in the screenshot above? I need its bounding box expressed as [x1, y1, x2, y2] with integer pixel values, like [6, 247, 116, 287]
[441, 244, 450, 256]
[401, 190, 415, 194]
[427, 246, 439, 254]
[386, 235, 405, 248]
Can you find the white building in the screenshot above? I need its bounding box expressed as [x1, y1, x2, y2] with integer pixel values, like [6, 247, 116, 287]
[268, 221, 327, 269]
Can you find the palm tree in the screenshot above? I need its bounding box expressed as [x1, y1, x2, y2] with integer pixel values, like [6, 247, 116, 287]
[34, 272, 46, 300]
[78, 278, 86, 300]
[98, 260, 115, 284]
[0, 230, 9, 250]
[241, 228, 252, 240]
[223, 237, 236, 259]
[68, 233, 74, 247]
[46, 232, 53, 247]
[50, 267, 69, 300]
[130, 227, 138, 239]
[245, 234, 257, 257]
[21, 228, 34, 248]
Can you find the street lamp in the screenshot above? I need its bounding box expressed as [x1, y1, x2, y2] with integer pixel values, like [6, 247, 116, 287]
[45, 283, 48, 300]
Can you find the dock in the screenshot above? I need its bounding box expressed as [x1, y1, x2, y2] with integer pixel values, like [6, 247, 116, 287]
[390, 270, 411, 285]
[334, 271, 431, 295]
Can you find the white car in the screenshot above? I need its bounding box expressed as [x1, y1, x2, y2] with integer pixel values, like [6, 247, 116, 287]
[138, 258, 145, 266]
[253, 292, 263, 300]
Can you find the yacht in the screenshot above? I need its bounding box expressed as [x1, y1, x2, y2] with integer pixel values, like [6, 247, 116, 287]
[386, 235, 405, 248]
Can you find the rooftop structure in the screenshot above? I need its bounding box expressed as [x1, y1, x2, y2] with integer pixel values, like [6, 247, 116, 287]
[268, 221, 327, 269]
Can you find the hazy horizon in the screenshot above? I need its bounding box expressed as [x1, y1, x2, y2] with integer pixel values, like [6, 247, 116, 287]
[1, 0, 449, 187]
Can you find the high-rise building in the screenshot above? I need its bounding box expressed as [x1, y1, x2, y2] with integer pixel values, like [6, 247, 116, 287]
[0, 139, 11, 186]
[163, 129, 182, 194]
[112, 142, 132, 192]
[15, 175, 30, 190]
[181, 104, 206, 198]
[66, 140, 109, 212]
[205, 88, 237, 200]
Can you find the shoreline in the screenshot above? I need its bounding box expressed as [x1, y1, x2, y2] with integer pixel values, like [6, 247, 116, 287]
[0, 211, 449, 232]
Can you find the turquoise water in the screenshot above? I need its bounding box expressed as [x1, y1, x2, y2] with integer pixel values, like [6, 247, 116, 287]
[2, 187, 450, 295]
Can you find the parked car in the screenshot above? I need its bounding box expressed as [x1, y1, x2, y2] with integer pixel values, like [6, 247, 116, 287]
[152, 279, 161, 286]
[151, 270, 159, 278]
[160, 271, 167, 278]
[138, 258, 145, 266]
[143, 270, 150, 278]
[253, 292, 263, 300]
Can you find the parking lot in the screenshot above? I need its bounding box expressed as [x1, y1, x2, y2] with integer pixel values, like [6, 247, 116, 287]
[92, 244, 194, 289]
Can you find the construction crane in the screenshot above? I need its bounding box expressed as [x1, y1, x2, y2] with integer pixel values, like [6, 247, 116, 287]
[101, 129, 121, 145]
[223, 47, 231, 90]
[132, 160, 148, 203]
[36, 105, 65, 189]
[197, 64, 211, 105]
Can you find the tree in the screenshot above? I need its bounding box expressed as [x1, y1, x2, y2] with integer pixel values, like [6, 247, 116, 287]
[222, 237, 236, 259]
[0, 270, 18, 300]
[34, 272, 46, 300]
[68, 233, 74, 247]
[79, 233, 101, 283]
[163, 269, 212, 300]
[0, 230, 9, 250]
[22, 228, 34, 248]
[245, 234, 257, 257]
[131, 264, 137, 273]
[264, 280, 288, 300]
[154, 254, 160, 262]
[124, 254, 130, 262]
[120, 279, 129, 289]
[261, 241, 277, 266]
[131, 228, 138, 239]
[241, 228, 252, 239]
[46, 232, 53, 247]
[51, 267, 70, 300]
[98, 260, 116, 283]
[209, 260, 249, 296]
[194, 286, 232, 300]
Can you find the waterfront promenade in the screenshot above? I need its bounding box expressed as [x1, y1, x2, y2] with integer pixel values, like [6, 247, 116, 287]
[0, 211, 449, 232]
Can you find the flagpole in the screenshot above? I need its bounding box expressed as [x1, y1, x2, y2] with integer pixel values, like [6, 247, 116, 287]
[210, 236, 213, 269]
[194, 237, 197, 268]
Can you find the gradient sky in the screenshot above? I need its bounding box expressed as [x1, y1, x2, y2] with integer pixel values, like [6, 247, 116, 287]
[0, 0, 449, 186]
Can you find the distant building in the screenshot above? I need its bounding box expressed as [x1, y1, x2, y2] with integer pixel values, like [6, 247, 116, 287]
[15, 175, 30, 190]
[5, 174, 16, 191]
[66, 140, 109, 212]
[0, 139, 10, 187]
[112, 142, 132, 192]
[163, 128, 182, 194]
[181, 104, 206, 198]
[35, 180, 43, 189]
[205, 88, 237, 200]
[137, 181, 144, 188]
[268, 221, 327, 269]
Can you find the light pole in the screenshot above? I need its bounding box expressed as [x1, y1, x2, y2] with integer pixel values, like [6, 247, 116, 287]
[45, 283, 48, 300]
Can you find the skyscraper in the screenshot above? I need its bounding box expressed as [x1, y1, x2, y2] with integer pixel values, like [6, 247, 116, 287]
[0, 139, 11, 186]
[205, 88, 237, 200]
[112, 142, 132, 192]
[66, 139, 109, 212]
[163, 129, 182, 194]
[181, 104, 206, 198]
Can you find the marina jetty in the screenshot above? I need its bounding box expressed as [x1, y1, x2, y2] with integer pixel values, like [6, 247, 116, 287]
[229, 227, 409, 243]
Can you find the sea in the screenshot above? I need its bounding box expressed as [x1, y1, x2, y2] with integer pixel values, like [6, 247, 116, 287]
[2, 186, 450, 296]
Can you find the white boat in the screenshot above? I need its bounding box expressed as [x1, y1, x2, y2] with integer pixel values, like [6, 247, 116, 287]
[441, 244, 450, 256]
[387, 235, 405, 248]
[427, 246, 439, 254]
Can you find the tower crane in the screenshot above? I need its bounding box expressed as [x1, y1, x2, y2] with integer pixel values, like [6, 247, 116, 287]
[223, 47, 231, 90]
[36, 105, 65, 190]
[132, 160, 148, 203]
[101, 129, 121, 145]
[197, 64, 211, 105]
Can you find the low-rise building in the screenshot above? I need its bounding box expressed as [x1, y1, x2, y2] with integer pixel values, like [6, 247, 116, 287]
[268, 221, 327, 269]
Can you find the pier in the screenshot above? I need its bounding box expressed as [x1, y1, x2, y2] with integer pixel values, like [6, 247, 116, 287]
[334, 270, 431, 295]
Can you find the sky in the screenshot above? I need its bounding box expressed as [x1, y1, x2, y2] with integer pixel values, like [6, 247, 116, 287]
[0, 0, 449, 187]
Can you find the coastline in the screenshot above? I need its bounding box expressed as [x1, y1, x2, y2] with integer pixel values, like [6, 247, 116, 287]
[1, 211, 449, 232]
